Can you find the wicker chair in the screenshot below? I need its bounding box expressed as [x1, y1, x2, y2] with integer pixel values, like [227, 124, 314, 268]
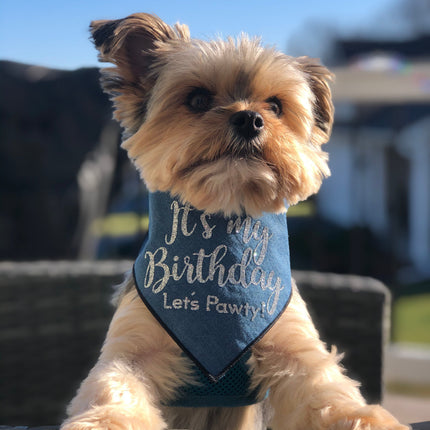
[0, 262, 390, 426]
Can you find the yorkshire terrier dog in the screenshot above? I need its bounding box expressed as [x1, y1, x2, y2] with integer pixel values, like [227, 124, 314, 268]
[61, 13, 407, 430]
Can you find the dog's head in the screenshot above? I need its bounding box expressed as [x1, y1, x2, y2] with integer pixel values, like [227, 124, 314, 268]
[91, 13, 333, 216]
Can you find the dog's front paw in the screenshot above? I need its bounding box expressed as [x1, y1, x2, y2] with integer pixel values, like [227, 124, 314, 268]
[61, 406, 167, 430]
[330, 405, 410, 430]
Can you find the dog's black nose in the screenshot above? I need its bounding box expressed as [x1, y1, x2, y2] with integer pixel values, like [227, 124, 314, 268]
[230, 110, 264, 140]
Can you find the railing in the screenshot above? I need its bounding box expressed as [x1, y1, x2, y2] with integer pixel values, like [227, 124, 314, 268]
[1, 425, 429, 429]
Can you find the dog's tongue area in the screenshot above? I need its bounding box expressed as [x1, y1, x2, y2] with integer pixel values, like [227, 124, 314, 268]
[133, 191, 292, 380]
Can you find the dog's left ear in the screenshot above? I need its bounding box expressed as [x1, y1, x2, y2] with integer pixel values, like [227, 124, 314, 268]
[297, 57, 334, 146]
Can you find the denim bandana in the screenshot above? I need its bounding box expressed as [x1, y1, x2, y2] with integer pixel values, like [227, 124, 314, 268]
[133, 191, 292, 382]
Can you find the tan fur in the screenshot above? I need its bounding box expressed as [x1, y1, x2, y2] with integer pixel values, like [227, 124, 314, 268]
[62, 13, 408, 430]
[120, 39, 331, 215]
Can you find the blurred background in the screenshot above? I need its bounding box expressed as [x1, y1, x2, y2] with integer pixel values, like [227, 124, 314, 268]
[1, 0, 429, 424]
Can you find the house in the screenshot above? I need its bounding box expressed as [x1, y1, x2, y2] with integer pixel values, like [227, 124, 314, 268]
[318, 36, 430, 279]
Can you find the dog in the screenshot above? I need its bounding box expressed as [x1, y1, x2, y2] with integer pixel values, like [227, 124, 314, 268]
[61, 13, 408, 430]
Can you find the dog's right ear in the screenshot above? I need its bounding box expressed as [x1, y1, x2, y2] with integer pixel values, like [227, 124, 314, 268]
[90, 13, 190, 134]
[90, 13, 189, 84]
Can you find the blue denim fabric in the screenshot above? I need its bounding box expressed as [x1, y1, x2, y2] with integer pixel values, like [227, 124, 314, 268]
[134, 191, 292, 384]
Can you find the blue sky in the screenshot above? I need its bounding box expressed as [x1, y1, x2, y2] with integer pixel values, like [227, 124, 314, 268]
[1, 0, 397, 70]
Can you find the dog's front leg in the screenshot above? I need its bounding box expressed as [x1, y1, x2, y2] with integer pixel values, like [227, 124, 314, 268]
[61, 358, 167, 430]
[61, 289, 189, 430]
[253, 283, 408, 430]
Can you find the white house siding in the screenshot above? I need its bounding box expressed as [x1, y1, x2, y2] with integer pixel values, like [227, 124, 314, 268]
[318, 128, 355, 227]
[320, 118, 430, 277]
[359, 128, 389, 234]
[319, 127, 389, 234]
[398, 118, 430, 275]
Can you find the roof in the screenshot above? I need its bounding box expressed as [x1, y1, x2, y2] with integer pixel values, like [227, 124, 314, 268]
[337, 35, 430, 62]
[331, 61, 430, 104]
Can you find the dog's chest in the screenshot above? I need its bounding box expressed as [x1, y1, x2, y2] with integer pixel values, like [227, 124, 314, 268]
[134, 191, 292, 405]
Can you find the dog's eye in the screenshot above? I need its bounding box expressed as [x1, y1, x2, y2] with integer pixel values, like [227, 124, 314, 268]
[266, 97, 282, 117]
[186, 88, 214, 113]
